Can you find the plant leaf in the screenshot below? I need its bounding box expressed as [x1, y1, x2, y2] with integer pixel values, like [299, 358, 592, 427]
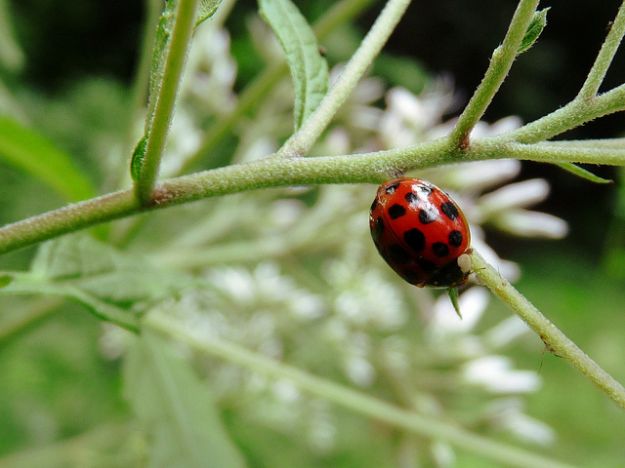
[0, 235, 196, 330]
[130, 135, 148, 182]
[0, 116, 95, 201]
[518, 8, 549, 54]
[555, 162, 612, 184]
[259, 0, 329, 129]
[124, 331, 246, 468]
[196, 0, 223, 28]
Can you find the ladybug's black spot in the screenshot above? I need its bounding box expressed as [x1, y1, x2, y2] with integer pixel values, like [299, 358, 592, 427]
[449, 230, 463, 247]
[419, 209, 437, 224]
[441, 202, 459, 220]
[432, 242, 449, 257]
[405, 192, 417, 204]
[403, 228, 425, 252]
[388, 204, 406, 219]
[388, 244, 409, 264]
[417, 258, 437, 272]
[370, 199, 378, 212]
[374, 217, 384, 238]
[385, 182, 400, 194]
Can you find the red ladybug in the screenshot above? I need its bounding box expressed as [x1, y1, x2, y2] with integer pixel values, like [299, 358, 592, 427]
[369, 178, 471, 288]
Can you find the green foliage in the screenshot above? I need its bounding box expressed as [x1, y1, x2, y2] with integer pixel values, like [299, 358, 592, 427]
[518, 8, 549, 54]
[124, 331, 245, 468]
[259, 0, 329, 129]
[554, 162, 612, 184]
[130, 136, 148, 182]
[196, 0, 223, 28]
[0, 117, 94, 201]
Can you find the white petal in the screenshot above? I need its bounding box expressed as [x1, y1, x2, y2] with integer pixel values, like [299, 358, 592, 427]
[493, 210, 569, 238]
[471, 236, 521, 282]
[477, 179, 550, 217]
[428, 287, 489, 335]
[440, 160, 522, 192]
[482, 316, 531, 349]
[462, 356, 541, 393]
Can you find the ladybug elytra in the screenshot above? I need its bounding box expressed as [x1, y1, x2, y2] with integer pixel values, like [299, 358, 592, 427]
[369, 178, 471, 288]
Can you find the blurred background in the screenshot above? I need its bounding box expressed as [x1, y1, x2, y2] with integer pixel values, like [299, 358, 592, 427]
[0, 0, 624, 466]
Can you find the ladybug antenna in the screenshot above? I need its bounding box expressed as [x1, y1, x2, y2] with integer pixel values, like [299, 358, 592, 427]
[447, 287, 462, 319]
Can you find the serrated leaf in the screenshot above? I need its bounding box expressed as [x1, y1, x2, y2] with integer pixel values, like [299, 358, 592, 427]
[259, 0, 328, 129]
[555, 162, 612, 184]
[196, 0, 223, 28]
[130, 135, 148, 181]
[124, 332, 246, 468]
[519, 8, 549, 54]
[0, 116, 95, 201]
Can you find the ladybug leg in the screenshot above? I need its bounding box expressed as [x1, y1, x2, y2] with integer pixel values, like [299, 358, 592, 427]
[447, 287, 462, 319]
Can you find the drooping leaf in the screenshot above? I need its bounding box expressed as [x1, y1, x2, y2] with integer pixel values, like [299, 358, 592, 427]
[259, 0, 329, 129]
[0, 116, 95, 201]
[124, 331, 246, 468]
[196, 0, 223, 28]
[555, 162, 612, 184]
[518, 8, 549, 54]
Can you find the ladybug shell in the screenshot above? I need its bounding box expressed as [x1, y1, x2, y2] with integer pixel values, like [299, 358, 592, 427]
[369, 178, 471, 288]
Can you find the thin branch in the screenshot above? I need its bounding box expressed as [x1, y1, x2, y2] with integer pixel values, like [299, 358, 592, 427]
[578, 0, 625, 99]
[178, 0, 374, 174]
[146, 313, 574, 468]
[4, 135, 625, 256]
[471, 251, 625, 411]
[448, 0, 539, 148]
[135, 0, 200, 203]
[506, 83, 625, 143]
[278, 0, 411, 157]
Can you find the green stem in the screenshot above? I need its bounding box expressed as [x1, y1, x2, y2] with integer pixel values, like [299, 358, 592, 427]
[5, 136, 625, 256]
[135, 0, 200, 203]
[278, 0, 411, 157]
[179, 0, 374, 173]
[507, 83, 625, 143]
[577, 0, 625, 99]
[449, 0, 539, 148]
[146, 313, 573, 468]
[471, 251, 625, 411]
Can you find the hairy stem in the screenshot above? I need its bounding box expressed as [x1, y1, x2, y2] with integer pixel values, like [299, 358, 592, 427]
[146, 313, 574, 468]
[135, 0, 199, 203]
[577, 0, 625, 99]
[507, 83, 625, 143]
[278, 0, 411, 157]
[179, 0, 374, 173]
[471, 251, 625, 411]
[449, 0, 539, 148]
[4, 137, 625, 255]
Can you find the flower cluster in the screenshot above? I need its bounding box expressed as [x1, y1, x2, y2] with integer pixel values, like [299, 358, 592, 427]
[103, 19, 568, 464]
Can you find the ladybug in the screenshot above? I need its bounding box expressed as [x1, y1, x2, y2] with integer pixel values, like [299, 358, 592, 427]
[369, 178, 472, 289]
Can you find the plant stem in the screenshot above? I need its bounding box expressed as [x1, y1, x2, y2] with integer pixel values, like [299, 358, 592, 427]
[471, 251, 625, 411]
[135, 0, 199, 204]
[507, 83, 625, 143]
[278, 0, 411, 157]
[179, 0, 374, 174]
[577, 0, 625, 99]
[146, 313, 573, 468]
[4, 136, 625, 256]
[449, 0, 539, 148]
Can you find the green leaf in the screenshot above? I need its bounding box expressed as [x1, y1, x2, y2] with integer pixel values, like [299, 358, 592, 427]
[518, 8, 549, 54]
[0, 235, 195, 330]
[124, 332, 246, 468]
[447, 287, 462, 319]
[555, 162, 613, 184]
[130, 135, 148, 182]
[259, 0, 329, 129]
[0, 116, 95, 201]
[196, 0, 223, 28]
[147, 0, 177, 131]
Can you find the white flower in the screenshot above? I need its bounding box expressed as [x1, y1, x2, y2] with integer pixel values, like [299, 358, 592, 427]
[462, 356, 541, 393]
[493, 210, 569, 238]
[485, 398, 555, 445]
[427, 287, 490, 337]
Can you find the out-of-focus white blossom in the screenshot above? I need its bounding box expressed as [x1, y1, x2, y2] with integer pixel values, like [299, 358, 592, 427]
[462, 356, 542, 393]
[493, 210, 569, 238]
[485, 398, 556, 445]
